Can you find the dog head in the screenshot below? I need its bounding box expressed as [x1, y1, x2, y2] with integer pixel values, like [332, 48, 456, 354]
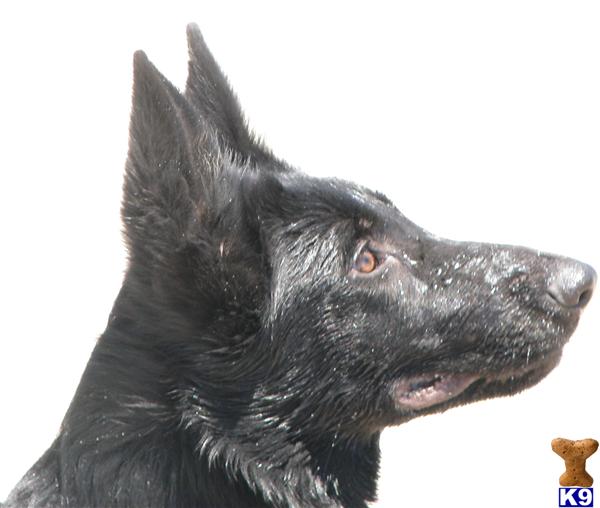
[116, 24, 595, 444]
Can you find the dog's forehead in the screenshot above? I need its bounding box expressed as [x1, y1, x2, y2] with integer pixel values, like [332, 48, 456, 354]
[327, 178, 416, 231]
[339, 180, 394, 210]
[279, 173, 395, 215]
[335, 180, 428, 242]
[273, 172, 421, 241]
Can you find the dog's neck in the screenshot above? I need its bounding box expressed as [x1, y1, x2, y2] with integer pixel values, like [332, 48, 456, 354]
[181, 420, 381, 507]
[72, 303, 382, 508]
[303, 432, 381, 507]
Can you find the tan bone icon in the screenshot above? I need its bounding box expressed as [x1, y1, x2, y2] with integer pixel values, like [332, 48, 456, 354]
[552, 438, 599, 487]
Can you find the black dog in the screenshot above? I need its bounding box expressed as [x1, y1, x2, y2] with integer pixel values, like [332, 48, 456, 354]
[5, 24, 595, 508]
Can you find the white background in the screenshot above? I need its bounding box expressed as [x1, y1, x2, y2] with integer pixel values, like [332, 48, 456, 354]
[0, 2, 598, 507]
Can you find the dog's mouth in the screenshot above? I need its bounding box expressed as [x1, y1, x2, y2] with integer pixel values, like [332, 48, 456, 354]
[392, 373, 479, 410]
[390, 349, 563, 413]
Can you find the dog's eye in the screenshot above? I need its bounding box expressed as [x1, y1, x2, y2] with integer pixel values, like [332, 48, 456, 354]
[353, 246, 379, 274]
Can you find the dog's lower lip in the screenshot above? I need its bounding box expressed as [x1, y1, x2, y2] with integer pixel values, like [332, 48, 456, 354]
[392, 373, 479, 410]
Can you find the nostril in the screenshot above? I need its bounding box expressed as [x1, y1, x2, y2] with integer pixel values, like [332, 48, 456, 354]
[577, 288, 593, 308]
[546, 262, 596, 310]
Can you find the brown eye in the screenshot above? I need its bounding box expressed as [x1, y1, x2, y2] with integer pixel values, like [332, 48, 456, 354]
[353, 247, 379, 274]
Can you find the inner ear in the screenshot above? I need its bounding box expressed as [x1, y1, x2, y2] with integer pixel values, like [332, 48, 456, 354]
[185, 23, 272, 163]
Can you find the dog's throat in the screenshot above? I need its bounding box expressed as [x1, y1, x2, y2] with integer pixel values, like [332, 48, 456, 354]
[392, 373, 478, 410]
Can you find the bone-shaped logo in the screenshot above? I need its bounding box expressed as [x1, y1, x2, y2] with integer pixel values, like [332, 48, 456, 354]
[552, 438, 598, 487]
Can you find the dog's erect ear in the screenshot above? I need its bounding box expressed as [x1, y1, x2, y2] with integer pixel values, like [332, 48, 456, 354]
[122, 32, 288, 280]
[185, 23, 271, 163]
[123, 50, 216, 263]
[127, 50, 197, 176]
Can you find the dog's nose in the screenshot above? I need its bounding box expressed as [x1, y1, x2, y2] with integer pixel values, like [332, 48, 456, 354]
[547, 261, 596, 309]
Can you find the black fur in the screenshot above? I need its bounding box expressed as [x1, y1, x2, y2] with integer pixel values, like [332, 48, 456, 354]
[5, 24, 595, 508]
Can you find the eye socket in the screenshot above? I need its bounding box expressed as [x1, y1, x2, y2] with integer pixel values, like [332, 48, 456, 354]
[352, 245, 380, 274]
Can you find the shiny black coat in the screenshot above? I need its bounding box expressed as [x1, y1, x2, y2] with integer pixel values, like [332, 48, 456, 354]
[5, 24, 595, 508]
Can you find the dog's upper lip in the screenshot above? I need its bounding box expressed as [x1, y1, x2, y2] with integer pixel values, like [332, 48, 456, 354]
[392, 373, 479, 411]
